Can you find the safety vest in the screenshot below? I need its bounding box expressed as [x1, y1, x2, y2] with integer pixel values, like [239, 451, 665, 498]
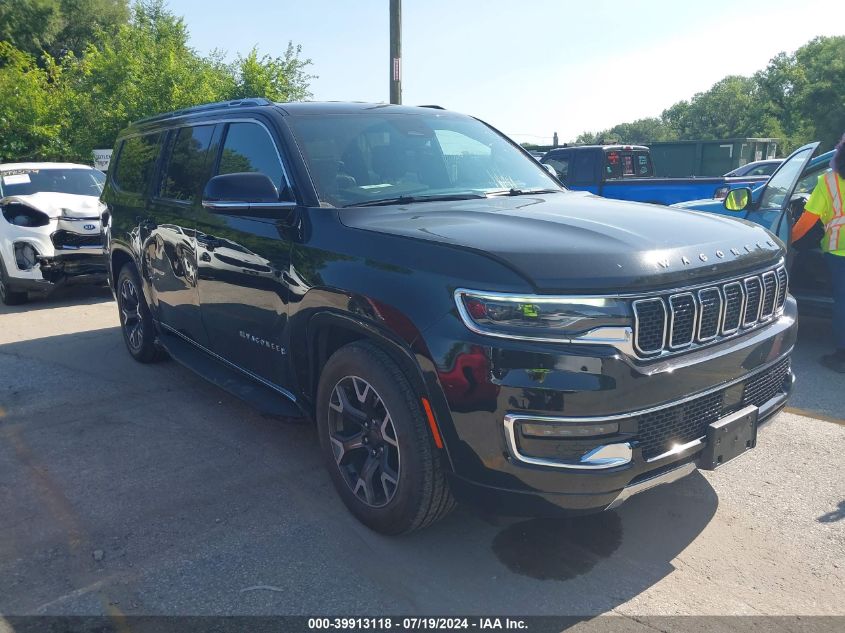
[822, 171, 845, 252]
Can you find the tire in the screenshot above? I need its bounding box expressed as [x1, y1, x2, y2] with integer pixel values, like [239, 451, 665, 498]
[0, 255, 28, 306]
[316, 341, 455, 534]
[116, 263, 164, 363]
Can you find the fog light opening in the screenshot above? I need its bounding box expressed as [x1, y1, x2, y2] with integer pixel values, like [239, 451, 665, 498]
[14, 242, 39, 271]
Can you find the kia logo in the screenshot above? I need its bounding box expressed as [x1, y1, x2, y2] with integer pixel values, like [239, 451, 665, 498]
[83, 224, 96, 231]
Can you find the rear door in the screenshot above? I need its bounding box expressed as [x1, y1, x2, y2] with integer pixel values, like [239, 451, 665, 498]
[195, 119, 297, 389]
[569, 149, 600, 194]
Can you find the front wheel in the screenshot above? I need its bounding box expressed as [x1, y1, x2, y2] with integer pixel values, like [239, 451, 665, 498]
[0, 256, 28, 306]
[116, 264, 164, 363]
[316, 342, 454, 534]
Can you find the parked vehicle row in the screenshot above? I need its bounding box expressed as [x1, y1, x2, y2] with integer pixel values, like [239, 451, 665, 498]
[99, 99, 796, 534]
[540, 145, 769, 205]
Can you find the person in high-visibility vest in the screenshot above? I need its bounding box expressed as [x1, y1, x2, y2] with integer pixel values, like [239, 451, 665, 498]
[791, 133, 845, 373]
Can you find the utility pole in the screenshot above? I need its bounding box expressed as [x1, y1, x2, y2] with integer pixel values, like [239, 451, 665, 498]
[389, 0, 402, 104]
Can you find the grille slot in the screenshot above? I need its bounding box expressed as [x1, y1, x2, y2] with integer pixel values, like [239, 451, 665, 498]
[668, 293, 696, 348]
[775, 267, 788, 309]
[636, 358, 791, 460]
[633, 299, 666, 354]
[51, 230, 103, 249]
[697, 288, 721, 341]
[722, 282, 744, 334]
[743, 277, 762, 326]
[760, 271, 777, 320]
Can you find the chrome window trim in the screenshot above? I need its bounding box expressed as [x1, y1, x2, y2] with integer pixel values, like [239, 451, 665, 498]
[696, 286, 723, 342]
[632, 298, 667, 356]
[668, 292, 697, 349]
[742, 276, 763, 327]
[760, 270, 777, 320]
[721, 281, 746, 335]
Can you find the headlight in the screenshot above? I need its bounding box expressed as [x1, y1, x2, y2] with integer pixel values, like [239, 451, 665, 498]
[455, 289, 631, 342]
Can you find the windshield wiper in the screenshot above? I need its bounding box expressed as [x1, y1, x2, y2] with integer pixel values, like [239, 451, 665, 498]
[344, 192, 488, 208]
[488, 188, 562, 197]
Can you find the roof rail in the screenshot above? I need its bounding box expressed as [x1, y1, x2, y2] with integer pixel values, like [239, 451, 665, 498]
[418, 104, 445, 110]
[133, 98, 273, 126]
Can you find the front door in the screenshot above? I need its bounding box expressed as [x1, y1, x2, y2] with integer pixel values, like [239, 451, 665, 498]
[195, 120, 297, 389]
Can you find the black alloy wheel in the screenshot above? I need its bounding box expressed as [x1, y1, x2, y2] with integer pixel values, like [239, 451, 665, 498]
[0, 256, 28, 306]
[317, 342, 455, 534]
[116, 264, 163, 363]
[327, 375, 401, 508]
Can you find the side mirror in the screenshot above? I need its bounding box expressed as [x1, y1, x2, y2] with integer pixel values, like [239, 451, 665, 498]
[202, 172, 294, 217]
[724, 187, 751, 212]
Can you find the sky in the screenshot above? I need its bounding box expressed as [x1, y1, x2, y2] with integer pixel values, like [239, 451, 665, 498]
[167, 0, 845, 144]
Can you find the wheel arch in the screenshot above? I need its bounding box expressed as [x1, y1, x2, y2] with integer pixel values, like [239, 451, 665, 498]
[302, 310, 454, 469]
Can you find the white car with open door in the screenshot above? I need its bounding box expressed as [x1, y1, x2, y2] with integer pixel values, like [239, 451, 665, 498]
[0, 162, 109, 305]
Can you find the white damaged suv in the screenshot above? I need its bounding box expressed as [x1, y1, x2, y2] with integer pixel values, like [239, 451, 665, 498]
[0, 163, 109, 305]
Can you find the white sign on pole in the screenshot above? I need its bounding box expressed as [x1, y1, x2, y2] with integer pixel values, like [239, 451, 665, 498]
[92, 149, 113, 171]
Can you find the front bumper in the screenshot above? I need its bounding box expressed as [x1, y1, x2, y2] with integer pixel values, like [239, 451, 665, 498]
[423, 297, 798, 516]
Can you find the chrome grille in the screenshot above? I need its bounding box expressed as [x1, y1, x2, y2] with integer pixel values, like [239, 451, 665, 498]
[633, 298, 666, 354]
[776, 268, 788, 309]
[631, 265, 787, 357]
[743, 276, 763, 326]
[697, 288, 721, 341]
[722, 282, 744, 334]
[760, 271, 777, 320]
[668, 293, 696, 348]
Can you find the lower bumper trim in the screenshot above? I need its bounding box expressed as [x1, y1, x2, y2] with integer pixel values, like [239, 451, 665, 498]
[605, 461, 696, 510]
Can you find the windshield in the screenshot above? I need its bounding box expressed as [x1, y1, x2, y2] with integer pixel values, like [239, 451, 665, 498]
[0, 167, 105, 197]
[286, 112, 562, 207]
[758, 147, 814, 210]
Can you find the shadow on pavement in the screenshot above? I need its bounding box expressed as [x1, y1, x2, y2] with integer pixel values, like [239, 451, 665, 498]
[0, 285, 113, 315]
[0, 326, 719, 616]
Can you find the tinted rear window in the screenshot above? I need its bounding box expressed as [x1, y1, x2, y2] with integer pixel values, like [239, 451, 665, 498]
[159, 125, 214, 202]
[114, 133, 162, 194]
[604, 149, 653, 179]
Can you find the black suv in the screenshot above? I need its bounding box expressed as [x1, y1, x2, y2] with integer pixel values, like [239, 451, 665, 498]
[103, 99, 796, 534]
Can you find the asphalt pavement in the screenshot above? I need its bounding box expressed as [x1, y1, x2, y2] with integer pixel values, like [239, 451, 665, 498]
[0, 287, 842, 620]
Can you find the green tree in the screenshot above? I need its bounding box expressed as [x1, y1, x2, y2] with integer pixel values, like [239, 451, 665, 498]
[0, 0, 129, 62]
[228, 44, 314, 102]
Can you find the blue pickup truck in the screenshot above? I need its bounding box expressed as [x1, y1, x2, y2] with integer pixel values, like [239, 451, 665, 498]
[674, 142, 834, 315]
[541, 145, 769, 205]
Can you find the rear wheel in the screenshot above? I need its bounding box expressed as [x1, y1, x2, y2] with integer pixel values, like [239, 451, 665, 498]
[116, 263, 164, 363]
[0, 256, 28, 306]
[316, 341, 454, 534]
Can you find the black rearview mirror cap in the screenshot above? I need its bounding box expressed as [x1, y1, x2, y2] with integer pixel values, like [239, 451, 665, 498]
[724, 187, 751, 212]
[201, 172, 296, 217]
[202, 172, 279, 204]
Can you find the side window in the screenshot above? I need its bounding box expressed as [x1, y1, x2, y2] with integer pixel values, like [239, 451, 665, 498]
[543, 153, 570, 182]
[159, 125, 214, 202]
[113, 133, 161, 194]
[218, 122, 291, 200]
[571, 151, 596, 185]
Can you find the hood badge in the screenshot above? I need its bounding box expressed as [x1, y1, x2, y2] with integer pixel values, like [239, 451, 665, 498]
[655, 242, 775, 269]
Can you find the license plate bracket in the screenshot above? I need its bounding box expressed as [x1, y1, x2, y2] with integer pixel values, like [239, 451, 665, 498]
[699, 405, 758, 470]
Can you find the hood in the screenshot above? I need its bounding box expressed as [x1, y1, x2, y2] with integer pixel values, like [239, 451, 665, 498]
[339, 192, 784, 293]
[0, 192, 104, 219]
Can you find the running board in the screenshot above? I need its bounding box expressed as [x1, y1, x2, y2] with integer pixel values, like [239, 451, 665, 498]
[158, 329, 305, 419]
